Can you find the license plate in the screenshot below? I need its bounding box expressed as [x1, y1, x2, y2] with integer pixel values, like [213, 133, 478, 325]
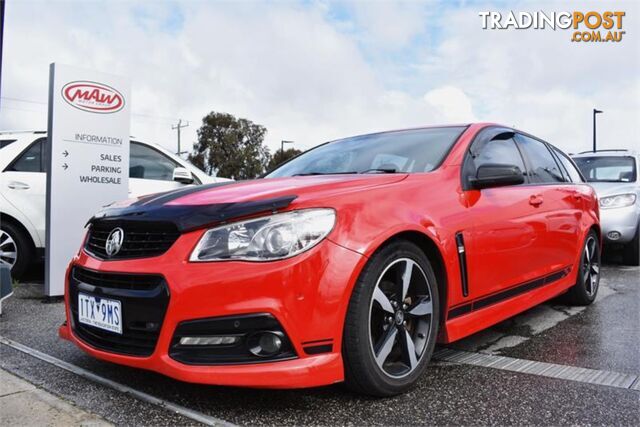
[78, 293, 122, 334]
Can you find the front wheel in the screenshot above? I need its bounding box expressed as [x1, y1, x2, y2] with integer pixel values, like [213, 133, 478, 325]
[622, 224, 639, 266]
[0, 222, 34, 280]
[342, 240, 439, 396]
[565, 230, 601, 306]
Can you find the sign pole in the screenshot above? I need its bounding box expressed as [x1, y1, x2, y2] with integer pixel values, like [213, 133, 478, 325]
[44, 64, 55, 297]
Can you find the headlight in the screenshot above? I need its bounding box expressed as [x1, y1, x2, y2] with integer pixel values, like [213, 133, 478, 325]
[190, 209, 336, 262]
[599, 193, 636, 209]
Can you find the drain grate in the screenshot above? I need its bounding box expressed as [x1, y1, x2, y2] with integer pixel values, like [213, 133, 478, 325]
[433, 348, 639, 391]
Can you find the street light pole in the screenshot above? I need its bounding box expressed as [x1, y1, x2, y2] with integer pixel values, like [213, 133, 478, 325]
[281, 140, 294, 154]
[593, 108, 603, 152]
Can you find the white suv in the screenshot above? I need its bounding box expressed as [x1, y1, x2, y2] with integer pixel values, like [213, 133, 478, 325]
[572, 149, 640, 265]
[0, 131, 228, 278]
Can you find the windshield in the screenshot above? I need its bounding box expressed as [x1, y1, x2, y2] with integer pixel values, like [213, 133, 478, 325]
[266, 126, 467, 178]
[573, 156, 637, 183]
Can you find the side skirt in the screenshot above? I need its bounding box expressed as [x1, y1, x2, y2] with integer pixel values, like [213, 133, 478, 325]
[442, 266, 573, 343]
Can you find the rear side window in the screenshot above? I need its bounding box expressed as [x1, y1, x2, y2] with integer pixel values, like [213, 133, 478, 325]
[0, 139, 16, 149]
[8, 139, 46, 173]
[552, 147, 583, 183]
[516, 135, 564, 183]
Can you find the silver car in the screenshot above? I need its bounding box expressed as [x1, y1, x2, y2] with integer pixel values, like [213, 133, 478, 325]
[572, 149, 640, 265]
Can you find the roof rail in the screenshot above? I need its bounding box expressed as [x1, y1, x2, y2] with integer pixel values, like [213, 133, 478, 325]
[0, 130, 46, 135]
[577, 149, 631, 154]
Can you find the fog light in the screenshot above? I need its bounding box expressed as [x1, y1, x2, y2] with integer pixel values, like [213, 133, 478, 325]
[248, 331, 283, 357]
[607, 231, 621, 240]
[179, 336, 239, 346]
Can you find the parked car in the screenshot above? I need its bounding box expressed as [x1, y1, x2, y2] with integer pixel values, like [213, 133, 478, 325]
[0, 131, 228, 278]
[572, 150, 639, 265]
[59, 123, 601, 396]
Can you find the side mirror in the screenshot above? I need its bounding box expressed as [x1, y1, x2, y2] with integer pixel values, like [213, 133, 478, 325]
[172, 167, 194, 184]
[470, 164, 524, 190]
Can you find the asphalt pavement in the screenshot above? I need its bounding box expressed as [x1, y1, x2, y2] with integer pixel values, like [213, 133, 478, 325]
[1, 257, 638, 426]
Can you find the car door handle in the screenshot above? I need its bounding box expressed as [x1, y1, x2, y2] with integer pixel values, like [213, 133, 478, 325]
[529, 195, 544, 207]
[7, 181, 30, 190]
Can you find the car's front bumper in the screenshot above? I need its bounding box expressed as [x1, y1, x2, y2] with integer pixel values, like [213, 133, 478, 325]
[59, 230, 365, 389]
[600, 204, 639, 244]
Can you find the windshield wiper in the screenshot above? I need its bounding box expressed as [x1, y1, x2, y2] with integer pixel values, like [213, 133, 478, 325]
[292, 168, 399, 176]
[360, 168, 398, 174]
[293, 171, 358, 176]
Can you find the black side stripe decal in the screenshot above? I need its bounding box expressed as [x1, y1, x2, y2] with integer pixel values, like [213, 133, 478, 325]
[448, 304, 472, 319]
[447, 266, 571, 320]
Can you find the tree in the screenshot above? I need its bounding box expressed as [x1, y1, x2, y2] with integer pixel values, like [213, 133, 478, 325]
[266, 147, 303, 172]
[189, 112, 271, 180]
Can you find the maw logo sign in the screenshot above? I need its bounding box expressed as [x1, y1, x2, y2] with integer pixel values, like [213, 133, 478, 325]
[479, 10, 626, 43]
[61, 81, 125, 113]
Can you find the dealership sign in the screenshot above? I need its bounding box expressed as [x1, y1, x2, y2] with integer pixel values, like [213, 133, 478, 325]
[61, 81, 125, 113]
[45, 64, 131, 296]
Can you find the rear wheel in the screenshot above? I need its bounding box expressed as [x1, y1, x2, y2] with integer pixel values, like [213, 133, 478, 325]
[0, 221, 33, 280]
[622, 224, 639, 266]
[342, 240, 439, 396]
[565, 230, 600, 306]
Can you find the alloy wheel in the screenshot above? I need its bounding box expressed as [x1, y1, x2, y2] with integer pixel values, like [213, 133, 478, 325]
[582, 235, 600, 297]
[0, 229, 18, 268]
[368, 258, 433, 378]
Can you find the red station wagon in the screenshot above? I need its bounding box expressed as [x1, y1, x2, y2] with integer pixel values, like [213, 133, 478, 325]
[59, 123, 600, 396]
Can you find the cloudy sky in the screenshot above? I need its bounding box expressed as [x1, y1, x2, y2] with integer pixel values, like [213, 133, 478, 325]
[2, 0, 639, 160]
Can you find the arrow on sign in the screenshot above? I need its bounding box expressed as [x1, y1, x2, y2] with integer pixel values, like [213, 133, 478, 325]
[62, 150, 69, 157]
[62, 163, 68, 170]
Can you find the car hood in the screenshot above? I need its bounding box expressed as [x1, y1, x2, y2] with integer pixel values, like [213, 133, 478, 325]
[168, 174, 407, 205]
[91, 174, 407, 232]
[586, 181, 639, 198]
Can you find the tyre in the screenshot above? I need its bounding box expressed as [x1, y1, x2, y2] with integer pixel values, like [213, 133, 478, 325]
[342, 240, 440, 396]
[622, 224, 639, 266]
[565, 230, 601, 306]
[0, 221, 33, 280]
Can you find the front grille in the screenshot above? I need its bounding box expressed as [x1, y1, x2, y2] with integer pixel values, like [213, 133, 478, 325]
[69, 267, 170, 356]
[72, 267, 161, 291]
[85, 220, 180, 260]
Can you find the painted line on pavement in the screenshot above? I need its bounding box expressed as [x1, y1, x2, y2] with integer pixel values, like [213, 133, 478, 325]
[433, 348, 639, 391]
[0, 336, 236, 427]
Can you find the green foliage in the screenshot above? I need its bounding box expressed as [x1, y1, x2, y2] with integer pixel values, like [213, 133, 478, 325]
[189, 112, 271, 180]
[267, 148, 303, 172]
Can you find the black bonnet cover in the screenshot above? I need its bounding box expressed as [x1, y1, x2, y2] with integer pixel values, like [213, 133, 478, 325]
[88, 181, 297, 232]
